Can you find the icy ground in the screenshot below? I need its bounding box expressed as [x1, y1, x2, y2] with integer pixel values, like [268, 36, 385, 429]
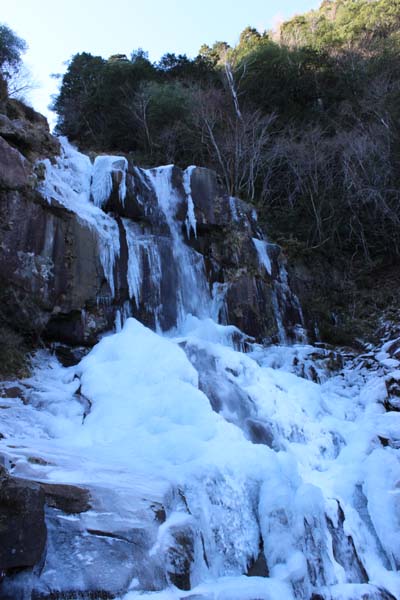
[0, 317, 399, 599]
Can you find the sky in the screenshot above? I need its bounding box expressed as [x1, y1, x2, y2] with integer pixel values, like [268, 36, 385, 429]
[3, 0, 320, 126]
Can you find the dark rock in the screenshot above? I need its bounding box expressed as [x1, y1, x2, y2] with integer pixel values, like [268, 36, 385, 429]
[378, 435, 390, 447]
[189, 167, 221, 227]
[0, 136, 30, 189]
[0, 187, 110, 343]
[151, 504, 166, 523]
[28, 457, 53, 466]
[0, 97, 308, 348]
[0, 386, 25, 400]
[383, 396, 400, 411]
[0, 99, 60, 161]
[40, 482, 91, 514]
[225, 274, 277, 341]
[53, 345, 89, 367]
[326, 501, 368, 584]
[0, 467, 46, 571]
[245, 418, 277, 448]
[385, 377, 400, 401]
[246, 546, 269, 577]
[166, 527, 194, 591]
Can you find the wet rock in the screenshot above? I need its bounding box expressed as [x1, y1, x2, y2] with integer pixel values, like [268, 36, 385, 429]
[151, 504, 167, 524]
[0, 98, 308, 348]
[383, 397, 400, 411]
[185, 342, 257, 428]
[1, 503, 165, 600]
[189, 167, 224, 228]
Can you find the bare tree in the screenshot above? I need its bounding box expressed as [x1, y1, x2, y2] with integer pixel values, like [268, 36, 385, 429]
[7, 63, 38, 102]
[193, 85, 275, 200]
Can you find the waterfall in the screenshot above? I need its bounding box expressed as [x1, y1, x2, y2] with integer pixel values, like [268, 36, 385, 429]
[145, 166, 212, 328]
[1, 140, 398, 600]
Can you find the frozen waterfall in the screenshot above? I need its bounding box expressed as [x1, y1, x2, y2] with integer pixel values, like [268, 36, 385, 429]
[0, 139, 399, 600]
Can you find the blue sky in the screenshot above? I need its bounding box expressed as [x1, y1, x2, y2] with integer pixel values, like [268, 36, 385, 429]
[3, 0, 319, 123]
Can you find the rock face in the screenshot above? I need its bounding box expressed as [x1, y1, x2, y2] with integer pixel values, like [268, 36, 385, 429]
[0, 126, 306, 348]
[0, 98, 60, 162]
[0, 136, 30, 189]
[0, 186, 105, 341]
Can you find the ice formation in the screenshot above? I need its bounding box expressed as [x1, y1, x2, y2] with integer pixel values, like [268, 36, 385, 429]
[1, 140, 399, 600]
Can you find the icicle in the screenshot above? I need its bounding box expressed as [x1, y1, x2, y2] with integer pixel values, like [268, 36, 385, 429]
[114, 310, 122, 333]
[211, 282, 229, 324]
[229, 196, 239, 221]
[122, 220, 142, 308]
[91, 155, 128, 208]
[183, 166, 197, 239]
[252, 238, 272, 276]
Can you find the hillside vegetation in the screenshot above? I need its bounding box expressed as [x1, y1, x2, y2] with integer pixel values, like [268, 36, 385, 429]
[51, 0, 400, 271]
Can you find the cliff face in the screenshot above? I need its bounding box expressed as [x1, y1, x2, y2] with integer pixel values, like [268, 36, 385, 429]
[0, 104, 104, 345]
[0, 107, 306, 351]
[1, 99, 397, 359]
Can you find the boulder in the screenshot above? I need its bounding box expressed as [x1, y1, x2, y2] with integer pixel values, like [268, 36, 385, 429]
[40, 483, 91, 514]
[0, 99, 60, 161]
[0, 466, 46, 571]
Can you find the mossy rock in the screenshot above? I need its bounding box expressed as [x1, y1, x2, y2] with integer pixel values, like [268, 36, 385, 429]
[0, 325, 30, 379]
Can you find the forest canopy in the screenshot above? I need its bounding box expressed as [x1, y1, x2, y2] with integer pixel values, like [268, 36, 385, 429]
[52, 0, 400, 266]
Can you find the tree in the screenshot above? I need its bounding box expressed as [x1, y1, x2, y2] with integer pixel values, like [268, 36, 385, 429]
[53, 52, 106, 145]
[198, 41, 231, 66]
[0, 23, 27, 79]
[193, 85, 274, 199]
[6, 63, 37, 101]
